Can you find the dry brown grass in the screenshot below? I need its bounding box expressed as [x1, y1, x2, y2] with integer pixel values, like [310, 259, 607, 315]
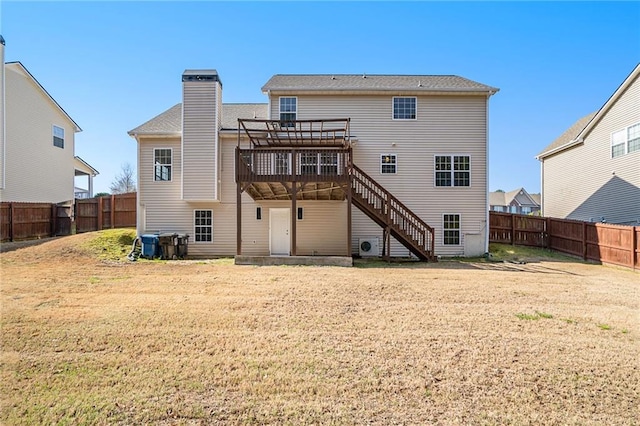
[1, 233, 639, 425]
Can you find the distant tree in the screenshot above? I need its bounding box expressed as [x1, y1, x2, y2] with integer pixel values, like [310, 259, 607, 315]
[94, 192, 110, 197]
[495, 189, 505, 192]
[109, 163, 137, 194]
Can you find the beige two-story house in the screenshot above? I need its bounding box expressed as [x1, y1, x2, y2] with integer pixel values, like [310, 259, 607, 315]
[129, 70, 498, 261]
[537, 64, 639, 225]
[0, 36, 97, 205]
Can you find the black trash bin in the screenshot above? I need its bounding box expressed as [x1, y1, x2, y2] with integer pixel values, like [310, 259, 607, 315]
[176, 234, 189, 259]
[158, 233, 178, 260]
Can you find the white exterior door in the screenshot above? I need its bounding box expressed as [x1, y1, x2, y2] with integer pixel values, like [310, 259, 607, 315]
[270, 208, 290, 255]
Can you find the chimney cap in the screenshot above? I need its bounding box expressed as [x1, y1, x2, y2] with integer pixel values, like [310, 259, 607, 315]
[182, 69, 222, 86]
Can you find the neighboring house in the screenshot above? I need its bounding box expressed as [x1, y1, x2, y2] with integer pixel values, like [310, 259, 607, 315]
[0, 36, 97, 205]
[537, 64, 640, 225]
[74, 156, 99, 199]
[490, 188, 541, 215]
[129, 70, 498, 260]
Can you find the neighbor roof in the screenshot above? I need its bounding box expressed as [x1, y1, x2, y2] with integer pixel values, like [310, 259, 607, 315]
[489, 188, 540, 207]
[128, 103, 268, 136]
[262, 74, 498, 94]
[537, 63, 640, 160]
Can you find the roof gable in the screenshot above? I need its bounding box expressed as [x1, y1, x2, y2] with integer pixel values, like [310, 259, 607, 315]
[5, 61, 81, 132]
[537, 63, 640, 159]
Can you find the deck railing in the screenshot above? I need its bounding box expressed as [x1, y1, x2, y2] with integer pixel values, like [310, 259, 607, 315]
[236, 148, 351, 183]
[351, 164, 435, 260]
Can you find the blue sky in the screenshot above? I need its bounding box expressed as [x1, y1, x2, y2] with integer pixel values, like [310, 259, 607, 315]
[2, 1, 639, 195]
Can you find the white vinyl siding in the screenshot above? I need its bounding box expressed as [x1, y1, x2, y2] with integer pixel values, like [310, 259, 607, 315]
[154, 148, 172, 181]
[138, 136, 349, 257]
[268, 93, 488, 256]
[182, 79, 219, 201]
[542, 73, 640, 224]
[0, 64, 76, 203]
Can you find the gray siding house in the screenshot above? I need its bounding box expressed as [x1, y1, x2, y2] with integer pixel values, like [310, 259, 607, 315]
[129, 70, 498, 261]
[537, 64, 640, 225]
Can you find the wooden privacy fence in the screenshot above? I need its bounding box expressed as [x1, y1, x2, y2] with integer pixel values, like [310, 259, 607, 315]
[1, 193, 136, 242]
[75, 193, 136, 233]
[489, 211, 639, 270]
[1, 202, 72, 242]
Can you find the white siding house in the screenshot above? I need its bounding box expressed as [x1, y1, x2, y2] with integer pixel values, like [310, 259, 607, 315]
[129, 70, 498, 261]
[537, 64, 640, 225]
[0, 38, 98, 205]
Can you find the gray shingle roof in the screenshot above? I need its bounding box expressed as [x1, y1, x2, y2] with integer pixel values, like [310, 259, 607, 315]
[537, 112, 597, 158]
[262, 74, 498, 93]
[128, 103, 268, 135]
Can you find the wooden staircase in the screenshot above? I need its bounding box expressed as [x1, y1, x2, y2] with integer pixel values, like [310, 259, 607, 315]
[351, 164, 436, 261]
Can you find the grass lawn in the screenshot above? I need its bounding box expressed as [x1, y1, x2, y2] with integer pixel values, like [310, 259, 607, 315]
[1, 230, 638, 424]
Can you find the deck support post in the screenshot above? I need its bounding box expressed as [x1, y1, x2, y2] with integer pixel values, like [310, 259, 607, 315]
[291, 149, 297, 256]
[236, 148, 242, 256]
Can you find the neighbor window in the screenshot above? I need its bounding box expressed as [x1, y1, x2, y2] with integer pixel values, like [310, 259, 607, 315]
[194, 210, 212, 242]
[443, 214, 460, 245]
[393, 97, 416, 120]
[279, 97, 297, 127]
[154, 148, 172, 181]
[628, 123, 640, 154]
[381, 154, 397, 174]
[435, 155, 470, 187]
[611, 122, 640, 157]
[53, 125, 64, 148]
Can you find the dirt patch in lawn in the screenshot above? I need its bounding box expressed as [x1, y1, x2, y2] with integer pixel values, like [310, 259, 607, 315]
[1, 233, 638, 424]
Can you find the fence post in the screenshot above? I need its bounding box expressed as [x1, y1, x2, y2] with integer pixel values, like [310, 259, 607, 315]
[51, 204, 57, 237]
[582, 221, 587, 260]
[545, 217, 550, 249]
[9, 202, 14, 242]
[633, 226, 638, 271]
[111, 194, 116, 229]
[97, 197, 104, 231]
[510, 214, 515, 245]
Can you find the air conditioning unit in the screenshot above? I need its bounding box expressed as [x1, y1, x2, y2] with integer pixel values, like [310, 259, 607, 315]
[359, 237, 379, 257]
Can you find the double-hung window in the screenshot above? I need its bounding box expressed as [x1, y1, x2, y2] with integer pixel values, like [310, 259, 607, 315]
[611, 122, 640, 157]
[627, 123, 640, 154]
[154, 149, 172, 181]
[393, 97, 416, 120]
[194, 210, 213, 242]
[53, 125, 65, 148]
[381, 154, 397, 174]
[443, 214, 461, 245]
[279, 97, 297, 128]
[435, 155, 470, 187]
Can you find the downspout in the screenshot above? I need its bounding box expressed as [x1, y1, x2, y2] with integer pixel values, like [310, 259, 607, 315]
[540, 159, 544, 216]
[0, 35, 5, 189]
[484, 92, 491, 253]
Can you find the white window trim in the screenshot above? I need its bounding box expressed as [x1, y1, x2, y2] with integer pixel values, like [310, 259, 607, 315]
[392, 96, 417, 121]
[443, 213, 461, 246]
[380, 153, 398, 174]
[153, 148, 173, 182]
[434, 154, 471, 188]
[53, 125, 65, 148]
[279, 96, 298, 124]
[611, 121, 640, 158]
[193, 209, 213, 243]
